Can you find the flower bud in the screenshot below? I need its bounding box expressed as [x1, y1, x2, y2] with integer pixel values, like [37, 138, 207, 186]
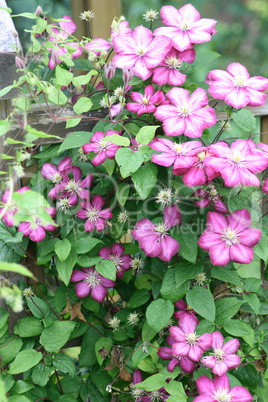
[104, 62, 116, 80]
[122, 67, 133, 85]
[35, 5, 44, 17]
[15, 56, 26, 70]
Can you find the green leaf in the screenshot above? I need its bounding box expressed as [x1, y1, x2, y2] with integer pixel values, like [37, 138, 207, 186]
[0, 337, 23, 364]
[186, 286, 215, 322]
[65, 117, 81, 128]
[243, 278, 262, 292]
[40, 321, 76, 352]
[55, 239, 72, 261]
[31, 363, 51, 387]
[0, 308, 9, 329]
[8, 349, 42, 374]
[53, 354, 75, 376]
[55, 65, 73, 87]
[74, 237, 102, 254]
[115, 148, 144, 178]
[25, 125, 61, 140]
[79, 327, 103, 367]
[243, 293, 260, 314]
[116, 183, 130, 206]
[103, 134, 130, 146]
[127, 289, 150, 308]
[165, 381, 187, 401]
[8, 396, 31, 402]
[175, 262, 204, 287]
[95, 337, 113, 365]
[135, 372, 167, 392]
[0, 262, 35, 279]
[211, 266, 242, 287]
[215, 298, 244, 326]
[192, 48, 221, 67]
[136, 125, 159, 144]
[161, 268, 185, 303]
[72, 70, 98, 86]
[0, 121, 11, 137]
[10, 380, 34, 394]
[14, 317, 44, 337]
[12, 12, 37, 18]
[73, 97, 93, 114]
[146, 299, 174, 333]
[233, 109, 256, 131]
[102, 158, 115, 175]
[254, 233, 268, 263]
[224, 319, 253, 337]
[77, 255, 102, 267]
[26, 297, 50, 319]
[95, 259, 116, 281]
[58, 131, 93, 153]
[173, 226, 197, 263]
[235, 364, 260, 390]
[0, 85, 14, 98]
[56, 252, 78, 285]
[132, 163, 158, 200]
[47, 87, 68, 105]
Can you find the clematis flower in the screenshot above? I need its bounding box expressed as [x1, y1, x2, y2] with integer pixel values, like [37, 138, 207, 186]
[18, 207, 56, 242]
[158, 334, 196, 373]
[152, 48, 196, 86]
[110, 19, 132, 39]
[132, 369, 169, 402]
[77, 195, 113, 232]
[98, 243, 132, 279]
[194, 374, 252, 402]
[112, 25, 172, 80]
[170, 315, 212, 362]
[41, 156, 73, 183]
[82, 131, 121, 166]
[174, 299, 199, 324]
[131, 205, 181, 261]
[206, 62, 268, 108]
[154, 87, 217, 137]
[205, 140, 268, 187]
[70, 267, 116, 301]
[0, 187, 30, 227]
[126, 85, 168, 116]
[84, 38, 112, 56]
[193, 186, 228, 214]
[201, 331, 241, 375]
[198, 209, 262, 266]
[154, 4, 217, 52]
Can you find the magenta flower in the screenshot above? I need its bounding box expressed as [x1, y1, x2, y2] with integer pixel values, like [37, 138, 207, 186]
[112, 25, 171, 80]
[194, 374, 252, 402]
[198, 209, 262, 266]
[84, 38, 112, 56]
[48, 15, 82, 69]
[71, 267, 116, 301]
[154, 4, 217, 52]
[82, 131, 121, 166]
[158, 334, 196, 373]
[154, 88, 217, 138]
[206, 62, 268, 108]
[170, 315, 212, 362]
[98, 243, 132, 279]
[174, 299, 199, 325]
[0, 186, 30, 227]
[110, 20, 132, 39]
[131, 205, 181, 261]
[18, 207, 56, 242]
[41, 156, 73, 183]
[193, 186, 228, 214]
[132, 369, 169, 402]
[201, 331, 241, 375]
[152, 48, 196, 86]
[77, 195, 113, 232]
[205, 140, 268, 187]
[126, 85, 168, 116]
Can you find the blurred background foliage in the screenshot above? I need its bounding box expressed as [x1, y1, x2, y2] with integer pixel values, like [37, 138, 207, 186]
[7, 0, 268, 77]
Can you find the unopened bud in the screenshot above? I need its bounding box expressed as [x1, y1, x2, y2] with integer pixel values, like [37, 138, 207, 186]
[35, 5, 44, 17]
[123, 67, 133, 85]
[104, 62, 116, 80]
[15, 56, 26, 70]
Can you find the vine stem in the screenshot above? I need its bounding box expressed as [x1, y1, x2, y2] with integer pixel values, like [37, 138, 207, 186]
[55, 370, 64, 394]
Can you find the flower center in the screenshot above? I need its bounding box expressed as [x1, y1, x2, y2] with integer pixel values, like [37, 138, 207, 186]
[231, 150, 243, 164]
[214, 348, 225, 361]
[174, 143, 183, 154]
[180, 21, 191, 31]
[54, 32, 67, 42]
[177, 105, 190, 117]
[136, 46, 147, 56]
[65, 179, 79, 192]
[221, 226, 240, 247]
[99, 140, 109, 150]
[194, 151, 210, 169]
[109, 254, 124, 272]
[165, 56, 182, 69]
[185, 332, 199, 346]
[234, 76, 245, 87]
[149, 390, 164, 401]
[84, 271, 101, 288]
[52, 172, 62, 183]
[142, 97, 150, 105]
[213, 387, 232, 402]
[58, 198, 71, 212]
[154, 223, 168, 239]
[86, 208, 100, 222]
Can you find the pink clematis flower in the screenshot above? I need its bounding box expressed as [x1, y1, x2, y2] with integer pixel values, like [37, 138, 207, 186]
[132, 369, 169, 402]
[174, 299, 199, 325]
[18, 207, 57, 242]
[154, 87, 217, 138]
[170, 315, 212, 362]
[205, 139, 268, 187]
[152, 48, 196, 86]
[112, 25, 172, 80]
[131, 205, 181, 261]
[158, 334, 196, 373]
[82, 131, 121, 166]
[201, 331, 241, 375]
[77, 195, 113, 232]
[98, 243, 132, 279]
[126, 85, 168, 116]
[48, 15, 82, 69]
[154, 4, 217, 52]
[194, 374, 252, 402]
[84, 38, 112, 56]
[0, 187, 30, 227]
[41, 156, 73, 183]
[70, 267, 116, 301]
[193, 186, 229, 214]
[198, 209, 262, 266]
[110, 19, 132, 39]
[206, 62, 268, 108]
